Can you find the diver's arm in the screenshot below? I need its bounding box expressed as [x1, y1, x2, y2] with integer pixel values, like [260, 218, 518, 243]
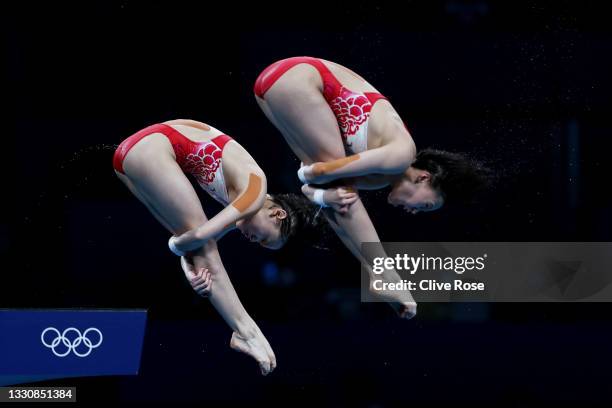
[170, 173, 266, 254]
[299, 141, 414, 185]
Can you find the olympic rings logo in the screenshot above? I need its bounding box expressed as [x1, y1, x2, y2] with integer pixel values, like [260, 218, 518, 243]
[41, 327, 103, 357]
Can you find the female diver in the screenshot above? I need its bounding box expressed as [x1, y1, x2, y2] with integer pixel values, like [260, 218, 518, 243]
[253, 57, 490, 319]
[113, 119, 342, 375]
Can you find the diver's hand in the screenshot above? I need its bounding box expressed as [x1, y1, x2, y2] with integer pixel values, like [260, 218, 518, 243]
[180, 256, 212, 297]
[324, 187, 358, 214]
[301, 184, 358, 214]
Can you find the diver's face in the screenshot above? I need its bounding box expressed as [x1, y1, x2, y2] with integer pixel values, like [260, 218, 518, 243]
[236, 203, 286, 250]
[388, 171, 444, 214]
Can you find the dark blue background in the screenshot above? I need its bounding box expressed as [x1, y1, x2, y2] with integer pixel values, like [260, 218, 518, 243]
[2, 0, 612, 406]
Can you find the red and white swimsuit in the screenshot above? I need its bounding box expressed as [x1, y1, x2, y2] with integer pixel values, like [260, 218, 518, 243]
[254, 56, 388, 155]
[113, 123, 232, 205]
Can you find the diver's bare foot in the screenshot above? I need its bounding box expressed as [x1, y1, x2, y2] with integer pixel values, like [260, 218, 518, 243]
[230, 331, 277, 376]
[368, 272, 418, 319]
[369, 287, 418, 319]
[388, 301, 417, 320]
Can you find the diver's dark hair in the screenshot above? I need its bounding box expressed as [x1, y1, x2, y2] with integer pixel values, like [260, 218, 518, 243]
[268, 193, 333, 250]
[411, 148, 493, 205]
